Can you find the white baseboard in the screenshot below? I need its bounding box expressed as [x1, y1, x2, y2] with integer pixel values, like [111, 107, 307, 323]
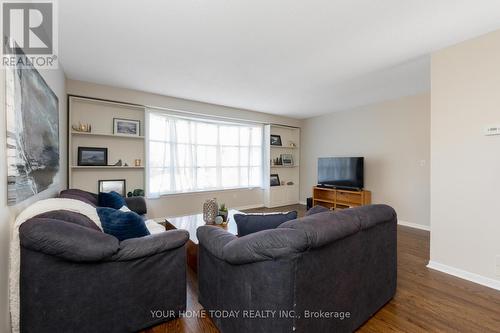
[427, 260, 500, 291]
[398, 220, 430, 231]
[299, 201, 307, 206]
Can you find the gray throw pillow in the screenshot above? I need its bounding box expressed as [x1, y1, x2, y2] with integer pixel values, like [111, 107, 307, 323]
[234, 211, 298, 237]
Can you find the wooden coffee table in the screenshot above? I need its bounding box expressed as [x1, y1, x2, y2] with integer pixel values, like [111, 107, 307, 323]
[157, 210, 240, 272]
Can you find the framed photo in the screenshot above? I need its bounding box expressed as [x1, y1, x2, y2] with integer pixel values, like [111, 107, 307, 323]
[98, 179, 126, 197]
[270, 134, 282, 146]
[281, 154, 293, 166]
[270, 174, 281, 186]
[77, 147, 108, 166]
[114, 118, 140, 137]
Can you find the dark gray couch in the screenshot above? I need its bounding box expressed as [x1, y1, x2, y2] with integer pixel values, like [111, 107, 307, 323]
[19, 189, 189, 333]
[197, 204, 397, 333]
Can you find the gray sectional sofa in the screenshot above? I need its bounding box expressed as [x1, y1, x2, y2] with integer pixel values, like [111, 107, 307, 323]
[19, 190, 189, 333]
[197, 204, 397, 333]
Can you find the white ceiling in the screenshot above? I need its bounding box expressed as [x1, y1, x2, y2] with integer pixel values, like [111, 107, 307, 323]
[59, 1, 500, 119]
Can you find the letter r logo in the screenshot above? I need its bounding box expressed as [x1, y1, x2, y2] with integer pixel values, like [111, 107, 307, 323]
[2, 2, 53, 54]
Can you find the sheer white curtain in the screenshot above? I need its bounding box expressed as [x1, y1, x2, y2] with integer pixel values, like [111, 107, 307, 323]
[147, 110, 263, 197]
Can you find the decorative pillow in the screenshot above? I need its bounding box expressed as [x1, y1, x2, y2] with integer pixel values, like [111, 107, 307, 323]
[234, 211, 298, 237]
[305, 205, 330, 216]
[119, 205, 131, 212]
[96, 207, 150, 241]
[98, 191, 126, 209]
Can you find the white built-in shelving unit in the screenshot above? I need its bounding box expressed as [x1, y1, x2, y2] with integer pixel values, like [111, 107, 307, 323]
[68, 96, 146, 194]
[263, 124, 300, 208]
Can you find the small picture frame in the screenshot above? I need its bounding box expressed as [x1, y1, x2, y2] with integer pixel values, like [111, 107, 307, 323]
[270, 135, 282, 146]
[281, 154, 293, 166]
[270, 174, 281, 186]
[98, 179, 127, 197]
[77, 147, 108, 166]
[113, 118, 140, 137]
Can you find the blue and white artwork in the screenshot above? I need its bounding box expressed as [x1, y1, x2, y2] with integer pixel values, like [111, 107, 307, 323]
[5, 47, 59, 205]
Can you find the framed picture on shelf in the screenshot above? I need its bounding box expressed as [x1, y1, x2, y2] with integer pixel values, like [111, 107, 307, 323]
[281, 154, 293, 166]
[77, 147, 108, 166]
[98, 179, 126, 197]
[270, 135, 282, 146]
[270, 174, 281, 186]
[113, 118, 140, 137]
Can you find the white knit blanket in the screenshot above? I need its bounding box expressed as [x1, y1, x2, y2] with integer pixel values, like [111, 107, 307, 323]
[9, 198, 102, 333]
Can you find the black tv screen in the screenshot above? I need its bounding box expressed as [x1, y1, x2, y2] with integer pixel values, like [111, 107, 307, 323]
[317, 157, 364, 189]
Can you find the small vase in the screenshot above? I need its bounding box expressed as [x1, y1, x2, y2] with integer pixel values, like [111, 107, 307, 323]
[203, 198, 218, 224]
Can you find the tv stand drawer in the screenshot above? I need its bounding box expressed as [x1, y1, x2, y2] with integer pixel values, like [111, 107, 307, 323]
[336, 191, 363, 204]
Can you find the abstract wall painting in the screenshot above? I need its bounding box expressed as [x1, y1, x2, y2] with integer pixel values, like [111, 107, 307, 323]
[5, 46, 59, 205]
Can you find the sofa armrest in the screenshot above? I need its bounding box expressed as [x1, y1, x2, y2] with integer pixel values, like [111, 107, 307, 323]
[111, 229, 189, 261]
[125, 196, 147, 215]
[20, 218, 119, 262]
[197, 226, 237, 260]
[222, 228, 309, 265]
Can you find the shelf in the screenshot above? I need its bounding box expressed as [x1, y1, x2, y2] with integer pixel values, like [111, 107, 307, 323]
[270, 146, 298, 149]
[313, 198, 334, 203]
[336, 201, 361, 207]
[70, 96, 145, 111]
[71, 166, 144, 170]
[270, 184, 297, 189]
[71, 131, 145, 140]
[270, 165, 299, 168]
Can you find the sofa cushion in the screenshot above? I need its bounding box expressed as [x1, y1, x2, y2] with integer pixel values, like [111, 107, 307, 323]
[305, 205, 330, 216]
[279, 210, 361, 248]
[111, 229, 190, 261]
[222, 228, 309, 264]
[350, 204, 397, 230]
[98, 191, 126, 209]
[197, 226, 238, 260]
[33, 210, 101, 231]
[20, 218, 118, 261]
[59, 189, 98, 206]
[97, 207, 150, 241]
[234, 211, 298, 236]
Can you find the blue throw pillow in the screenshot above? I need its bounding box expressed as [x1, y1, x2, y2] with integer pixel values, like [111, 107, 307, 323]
[234, 211, 298, 237]
[97, 207, 150, 241]
[98, 191, 126, 209]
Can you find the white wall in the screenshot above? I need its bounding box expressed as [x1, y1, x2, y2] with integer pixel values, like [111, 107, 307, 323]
[66, 80, 301, 218]
[0, 67, 67, 331]
[300, 94, 430, 228]
[430, 29, 500, 288]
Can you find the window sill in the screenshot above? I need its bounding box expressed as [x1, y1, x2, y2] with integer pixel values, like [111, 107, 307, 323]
[148, 186, 264, 199]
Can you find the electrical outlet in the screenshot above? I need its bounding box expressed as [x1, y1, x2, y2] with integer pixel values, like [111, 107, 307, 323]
[484, 125, 500, 136]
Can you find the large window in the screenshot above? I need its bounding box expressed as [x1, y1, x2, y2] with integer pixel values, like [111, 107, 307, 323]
[147, 111, 263, 196]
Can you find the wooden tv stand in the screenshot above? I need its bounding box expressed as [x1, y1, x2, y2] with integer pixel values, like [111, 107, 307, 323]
[312, 186, 371, 210]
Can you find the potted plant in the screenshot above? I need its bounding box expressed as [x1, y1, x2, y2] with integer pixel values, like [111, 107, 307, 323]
[219, 203, 228, 222]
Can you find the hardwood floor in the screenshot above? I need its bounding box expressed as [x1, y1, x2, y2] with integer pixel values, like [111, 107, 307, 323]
[142, 205, 500, 333]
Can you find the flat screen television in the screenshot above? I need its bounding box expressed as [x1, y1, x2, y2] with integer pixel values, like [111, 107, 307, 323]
[317, 157, 364, 190]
